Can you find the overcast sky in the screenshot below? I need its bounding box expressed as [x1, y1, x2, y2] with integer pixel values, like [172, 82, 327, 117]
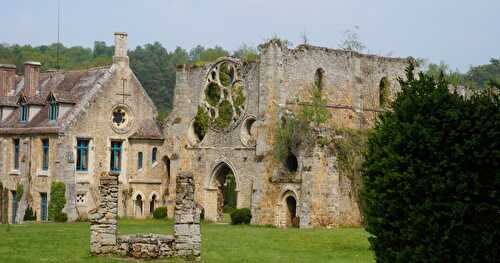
[2, 0, 499, 72]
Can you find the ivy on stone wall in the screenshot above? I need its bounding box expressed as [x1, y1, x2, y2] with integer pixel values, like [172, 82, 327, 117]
[193, 106, 209, 141]
[332, 127, 369, 202]
[273, 84, 330, 163]
[48, 182, 66, 222]
[15, 183, 24, 203]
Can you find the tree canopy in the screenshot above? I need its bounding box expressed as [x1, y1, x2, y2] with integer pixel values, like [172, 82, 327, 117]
[362, 63, 500, 262]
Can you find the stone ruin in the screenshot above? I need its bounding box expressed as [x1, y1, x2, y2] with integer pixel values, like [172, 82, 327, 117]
[89, 171, 201, 260]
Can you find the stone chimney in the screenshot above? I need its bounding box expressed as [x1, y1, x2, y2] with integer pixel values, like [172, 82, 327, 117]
[0, 64, 17, 96]
[113, 32, 129, 66]
[24, 61, 41, 96]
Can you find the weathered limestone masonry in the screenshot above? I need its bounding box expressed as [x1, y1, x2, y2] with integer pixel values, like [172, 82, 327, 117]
[89, 171, 201, 260]
[0, 32, 167, 224]
[163, 39, 409, 228]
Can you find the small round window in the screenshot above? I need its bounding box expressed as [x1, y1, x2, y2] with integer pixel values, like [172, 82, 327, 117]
[111, 105, 132, 133]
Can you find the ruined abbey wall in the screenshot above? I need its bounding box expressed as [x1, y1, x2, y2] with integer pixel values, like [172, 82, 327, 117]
[163, 40, 409, 228]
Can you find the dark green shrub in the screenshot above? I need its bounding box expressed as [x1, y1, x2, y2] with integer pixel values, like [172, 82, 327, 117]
[48, 182, 66, 222]
[230, 208, 252, 225]
[362, 63, 500, 262]
[54, 213, 67, 223]
[23, 206, 36, 221]
[153, 207, 168, 219]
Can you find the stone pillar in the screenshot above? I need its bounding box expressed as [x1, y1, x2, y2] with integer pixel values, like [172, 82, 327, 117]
[89, 173, 119, 255]
[174, 171, 201, 261]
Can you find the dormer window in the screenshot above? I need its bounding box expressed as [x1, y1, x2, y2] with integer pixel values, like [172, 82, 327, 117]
[20, 104, 29, 122]
[49, 102, 59, 121]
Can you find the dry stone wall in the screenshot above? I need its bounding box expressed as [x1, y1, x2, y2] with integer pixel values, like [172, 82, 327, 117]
[89, 171, 200, 260]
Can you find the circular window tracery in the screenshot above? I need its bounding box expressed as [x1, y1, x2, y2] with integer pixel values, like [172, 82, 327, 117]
[111, 104, 133, 133]
[194, 59, 247, 133]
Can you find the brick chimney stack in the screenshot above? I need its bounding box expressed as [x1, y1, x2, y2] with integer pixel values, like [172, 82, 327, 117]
[24, 61, 41, 97]
[0, 64, 17, 97]
[113, 32, 129, 67]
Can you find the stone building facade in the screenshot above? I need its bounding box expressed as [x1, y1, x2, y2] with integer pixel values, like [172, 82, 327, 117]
[0, 33, 171, 223]
[0, 32, 409, 228]
[163, 40, 409, 228]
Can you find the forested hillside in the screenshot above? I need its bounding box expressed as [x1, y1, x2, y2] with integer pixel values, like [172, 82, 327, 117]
[0, 41, 497, 116]
[0, 41, 257, 116]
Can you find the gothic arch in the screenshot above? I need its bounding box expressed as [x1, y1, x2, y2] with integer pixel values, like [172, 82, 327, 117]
[148, 191, 159, 202]
[205, 159, 240, 192]
[204, 159, 240, 222]
[132, 191, 145, 201]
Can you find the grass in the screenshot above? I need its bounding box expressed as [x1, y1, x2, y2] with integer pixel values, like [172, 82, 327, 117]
[0, 219, 374, 263]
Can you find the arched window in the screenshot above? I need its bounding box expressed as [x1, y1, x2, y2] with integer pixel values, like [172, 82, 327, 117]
[285, 152, 298, 173]
[135, 195, 143, 217]
[137, 152, 143, 170]
[314, 68, 325, 91]
[152, 147, 157, 164]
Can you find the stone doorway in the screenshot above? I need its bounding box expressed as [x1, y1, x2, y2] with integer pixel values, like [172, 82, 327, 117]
[206, 162, 237, 222]
[280, 191, 299, 228]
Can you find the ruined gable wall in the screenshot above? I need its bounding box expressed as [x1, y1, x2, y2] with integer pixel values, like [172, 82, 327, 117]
[165, 61, 261, 222]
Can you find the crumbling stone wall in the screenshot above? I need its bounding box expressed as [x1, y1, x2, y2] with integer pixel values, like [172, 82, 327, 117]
[164, 41, 409, 228]
[89, 171, 200, 260]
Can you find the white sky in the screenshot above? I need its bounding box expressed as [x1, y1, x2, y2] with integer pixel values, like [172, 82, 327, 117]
[1, 0, 499, 72]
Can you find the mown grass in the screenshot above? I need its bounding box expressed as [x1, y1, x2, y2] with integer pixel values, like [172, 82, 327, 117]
[0, 219, 373, 263]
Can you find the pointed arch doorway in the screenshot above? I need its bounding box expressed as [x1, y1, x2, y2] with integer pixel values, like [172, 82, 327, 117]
[205, 162, 238, 222]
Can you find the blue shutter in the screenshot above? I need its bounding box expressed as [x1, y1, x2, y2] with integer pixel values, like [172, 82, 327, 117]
[14, 139, 20, 170]
[42, 139, 49, 170]
[12, 191, 17, 223]
[110, 142, 122, 172]
[40, 193, 47, 221]
[76, 139, 89, 171]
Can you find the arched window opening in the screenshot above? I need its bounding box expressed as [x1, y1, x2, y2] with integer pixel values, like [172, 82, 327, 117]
[212, 163, 237, 222]
[285, 152, 298, 173]
[314, 68, 325, 91]
[163, 156, 171, 198]
[135, 195, 143, 217]
[137, 152, 143, 170]
[149, 194, 157, 215]
[285, 195, 299, 228]
[152, 147, 158, 164]
[379, 77, 391, 108]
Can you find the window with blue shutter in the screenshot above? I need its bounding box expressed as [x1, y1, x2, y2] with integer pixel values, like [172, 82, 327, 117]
[20, 104, 29, 122]
[42, 139, 49, 170]
[49, 102, 59, 121]
[110, 141, 122, 173]
[13, 139, 20, 170]
[40, 193, 47, 221]
[12, 191, 17, 223]
[76, 139, 89, 171]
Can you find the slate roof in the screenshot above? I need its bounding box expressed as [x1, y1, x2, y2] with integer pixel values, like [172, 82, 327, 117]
[0, 67, 111, 135]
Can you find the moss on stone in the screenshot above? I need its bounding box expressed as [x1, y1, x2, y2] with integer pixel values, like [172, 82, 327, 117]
[206, 82, 221, 106]
[194, 106, 209, 140]
[214, 100, 233, 129]
[219, 63, 233, 87]
[232, 82, 246, 109]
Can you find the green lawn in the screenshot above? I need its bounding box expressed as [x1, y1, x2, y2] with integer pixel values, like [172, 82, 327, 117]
[0, 219, 374, 263]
